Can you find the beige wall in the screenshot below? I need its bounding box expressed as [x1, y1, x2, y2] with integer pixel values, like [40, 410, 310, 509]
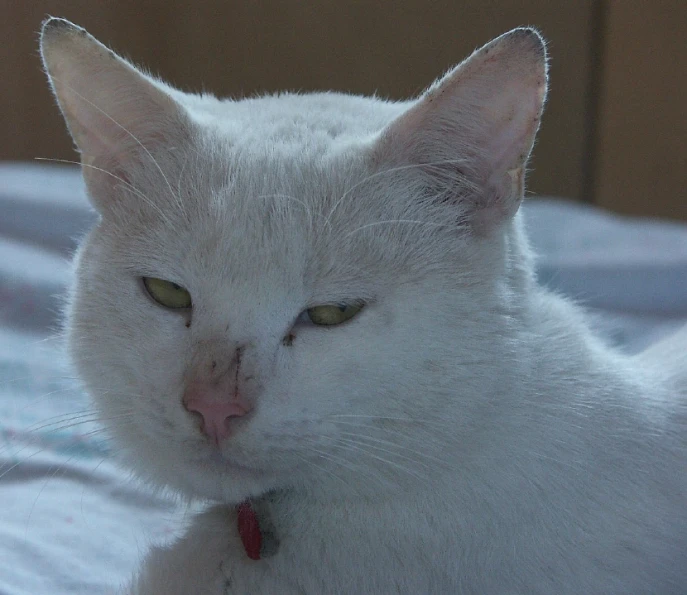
[593, 1, 687, 220]
[1, 1, 684, 220]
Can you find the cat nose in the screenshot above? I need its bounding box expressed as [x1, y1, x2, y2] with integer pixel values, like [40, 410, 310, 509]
[183, 397, 252, 444]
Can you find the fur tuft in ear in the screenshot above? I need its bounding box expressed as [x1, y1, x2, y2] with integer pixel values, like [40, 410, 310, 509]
[39, 17, 190, 209]
[375, 27, 548, 232]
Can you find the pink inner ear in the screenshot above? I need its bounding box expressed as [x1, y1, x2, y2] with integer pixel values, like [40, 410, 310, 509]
[54, 73, 182, 168]
[481, 79, 548, 178]
[42, 25, 186, 168]
[42, 26, 193, 212]
[374, 28, 547, 227]
[387, 57, 546, 179]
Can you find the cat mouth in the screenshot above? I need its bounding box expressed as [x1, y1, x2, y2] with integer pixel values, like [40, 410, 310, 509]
[195, 451, 265, 476]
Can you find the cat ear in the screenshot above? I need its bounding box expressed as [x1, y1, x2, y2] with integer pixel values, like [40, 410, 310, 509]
[40, 18, 189, 206]
[375, 28, 548, 232]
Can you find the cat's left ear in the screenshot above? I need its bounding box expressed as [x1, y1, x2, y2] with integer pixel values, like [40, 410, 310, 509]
[374, 28, 548, 233]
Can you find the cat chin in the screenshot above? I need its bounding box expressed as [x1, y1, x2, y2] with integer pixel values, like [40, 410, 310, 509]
[119, 443, 283, 503]
[141, 461, 276, 503]
[187, 471, 275, 504]
[192, 452, 276, 493]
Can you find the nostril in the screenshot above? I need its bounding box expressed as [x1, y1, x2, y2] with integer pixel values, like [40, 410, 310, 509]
[185, 400, 250, 419]
[186, 407, 204, 425]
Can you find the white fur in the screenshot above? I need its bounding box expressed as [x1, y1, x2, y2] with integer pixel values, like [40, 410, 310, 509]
[41, 18, 686, 594]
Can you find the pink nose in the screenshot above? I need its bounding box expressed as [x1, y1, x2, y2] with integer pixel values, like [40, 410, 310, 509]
[184, 399, 251, 444]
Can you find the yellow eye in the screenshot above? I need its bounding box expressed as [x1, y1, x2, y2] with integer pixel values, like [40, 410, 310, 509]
[143, 277, 192, 309]
[306, 303, 363, 326]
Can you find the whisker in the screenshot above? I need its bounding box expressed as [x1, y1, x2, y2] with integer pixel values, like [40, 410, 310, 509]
[325, 158, 470, 227]
[298, 436, 390, 491]
[34, 157, 151, 205]
[16, 411, 100, 434]
[0, 446, 47, 481]
[26, 412, 133, 436]
[174, 150, 191, 218]
[258, 194, 315, 226]
[327, 419, 460, 463]
[343, 219, 452, 240]
[289, 450, 351, 491]
[328, 414, 453, 429]
[333, 437, 429, 484]
[80, 455, 109, 522]
[24, 447, 84, 538]
[338, 434, 431, 470]
[336, 430, 449, 468]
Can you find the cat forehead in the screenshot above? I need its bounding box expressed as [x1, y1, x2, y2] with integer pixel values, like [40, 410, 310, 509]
[157, 94, 414, 235]
[116, 144, 417, 302]
[128, 92, 413, 226]
[120, 146, 382, 283]
[116, 90, 451, 282]
[182, 92, 410, 151]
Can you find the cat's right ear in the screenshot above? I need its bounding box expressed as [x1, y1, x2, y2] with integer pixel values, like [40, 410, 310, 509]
[40, 17, 189, 209]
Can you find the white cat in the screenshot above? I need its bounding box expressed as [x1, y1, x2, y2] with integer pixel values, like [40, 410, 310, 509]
[40, 17, 686, 594]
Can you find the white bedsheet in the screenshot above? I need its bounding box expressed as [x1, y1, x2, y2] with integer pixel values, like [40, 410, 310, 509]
[1, 162, 686, 594]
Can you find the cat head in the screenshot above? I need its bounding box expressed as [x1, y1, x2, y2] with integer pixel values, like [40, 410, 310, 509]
[41, 17, 547, 502]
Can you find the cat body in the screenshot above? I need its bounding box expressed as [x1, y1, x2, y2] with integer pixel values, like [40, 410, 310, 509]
[128, 299, 687, 595]
[40, 18, 687, 594]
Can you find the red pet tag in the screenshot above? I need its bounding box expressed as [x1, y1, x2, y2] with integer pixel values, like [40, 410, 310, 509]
[237, 500, 262, 560]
